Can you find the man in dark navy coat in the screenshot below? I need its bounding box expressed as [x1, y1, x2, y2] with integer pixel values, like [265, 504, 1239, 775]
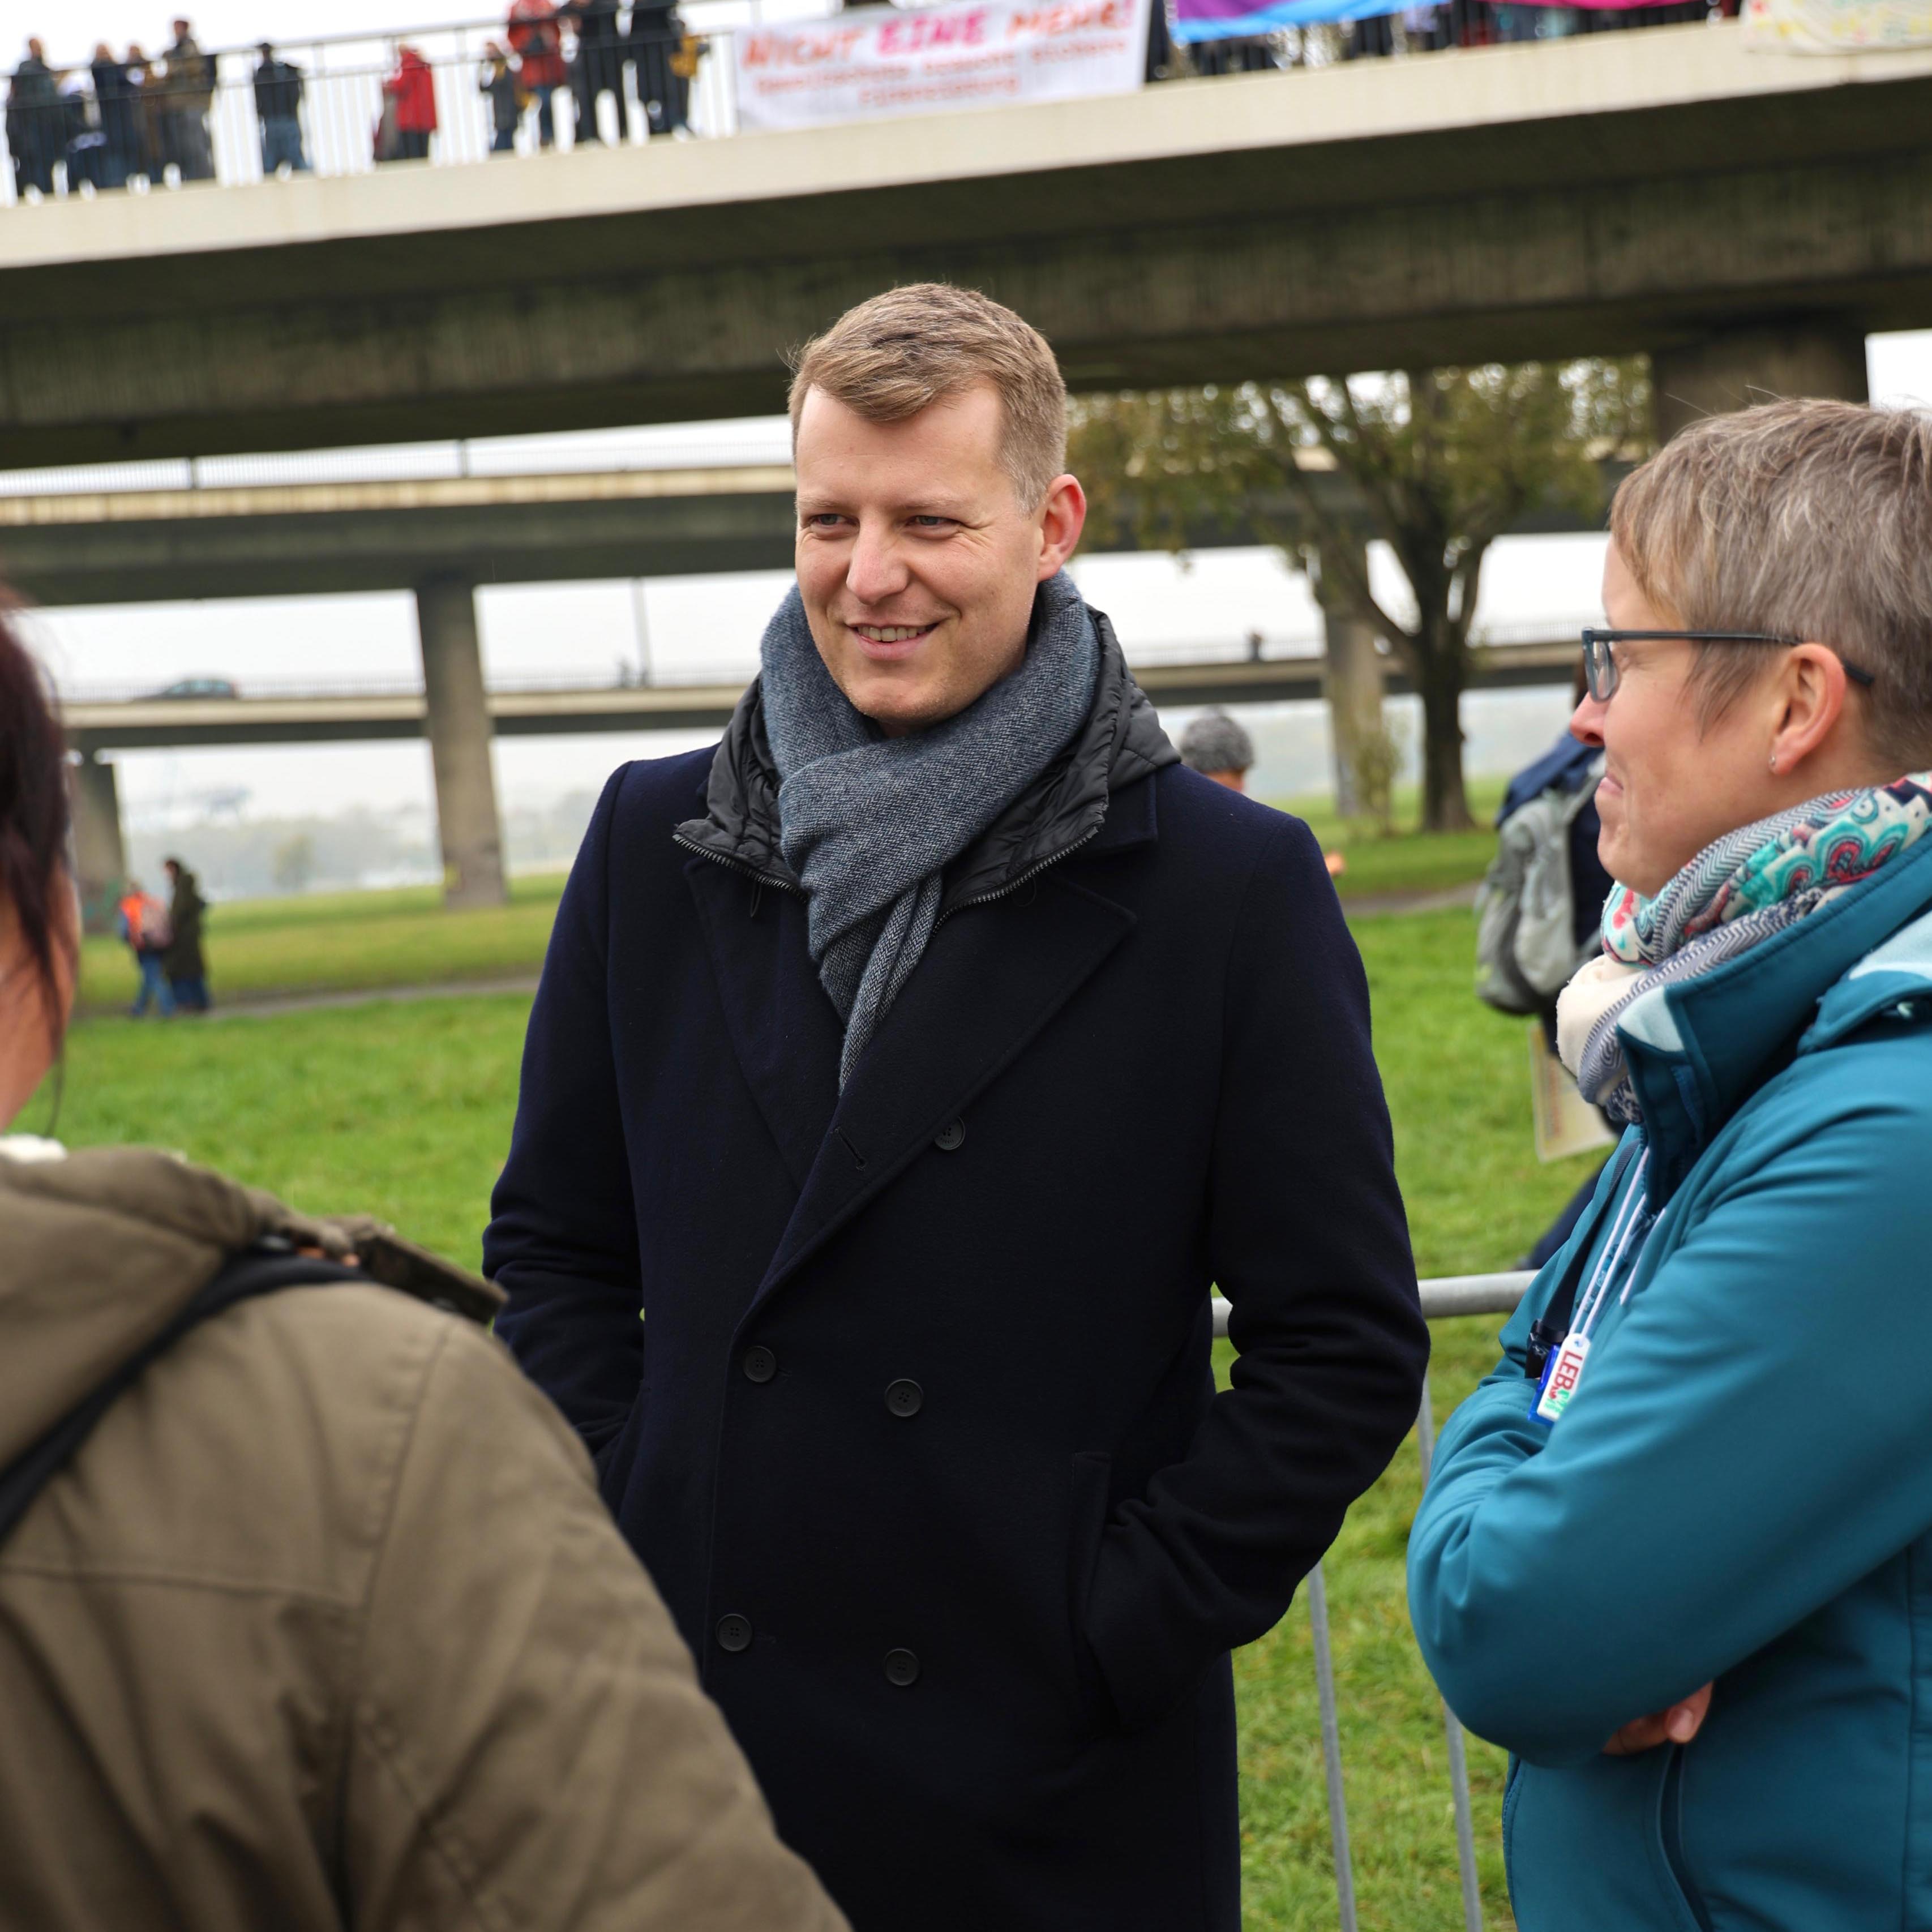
[486, 285, 1428, 1931]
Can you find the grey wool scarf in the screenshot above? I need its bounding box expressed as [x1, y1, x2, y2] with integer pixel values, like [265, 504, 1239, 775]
[760, 569, 1100, 1087]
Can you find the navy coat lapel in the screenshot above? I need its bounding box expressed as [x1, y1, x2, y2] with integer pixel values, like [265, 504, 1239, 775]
[752, 871, 1137, 1306]
[684, 857, 841, 1194]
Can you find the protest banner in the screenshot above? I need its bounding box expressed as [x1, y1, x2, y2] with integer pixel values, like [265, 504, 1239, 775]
[734, 0, 1152, 132]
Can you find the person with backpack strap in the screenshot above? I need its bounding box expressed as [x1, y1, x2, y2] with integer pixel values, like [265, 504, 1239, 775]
[0, 606, 846, 1932]
[1476, 703, 1616, 1265]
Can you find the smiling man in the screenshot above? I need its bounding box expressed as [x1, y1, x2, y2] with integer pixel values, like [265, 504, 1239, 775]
[485, 284, 1427, 1931]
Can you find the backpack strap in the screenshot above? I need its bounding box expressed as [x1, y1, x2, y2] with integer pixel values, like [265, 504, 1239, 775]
[0, 1246, 367, 1554]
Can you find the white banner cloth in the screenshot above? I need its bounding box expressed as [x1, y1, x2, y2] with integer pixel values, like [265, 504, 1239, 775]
[1743, 0, 1932, 49]
[734, 0, 1151, 132]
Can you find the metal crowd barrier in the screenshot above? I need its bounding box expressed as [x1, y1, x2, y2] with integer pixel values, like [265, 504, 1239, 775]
[1211, 1270, 1532, 1932]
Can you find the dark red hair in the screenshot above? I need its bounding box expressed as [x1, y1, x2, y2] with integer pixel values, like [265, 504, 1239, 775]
[0, 600, 74, 1051]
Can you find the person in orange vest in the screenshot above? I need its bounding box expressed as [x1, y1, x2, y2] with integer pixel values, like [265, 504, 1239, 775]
[116, 879, 173, 1018]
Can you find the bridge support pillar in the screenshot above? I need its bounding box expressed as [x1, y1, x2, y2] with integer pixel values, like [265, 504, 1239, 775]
[415, 575, 507, 909]
[70, 751, 127, 936]
[1315, 538, 1388, 821]
[1650, 321, 1868, 443]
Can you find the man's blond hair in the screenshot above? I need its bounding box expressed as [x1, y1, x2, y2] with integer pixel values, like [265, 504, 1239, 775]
[786, 284, 1068, 508]
[1612, 399, 1932, 772]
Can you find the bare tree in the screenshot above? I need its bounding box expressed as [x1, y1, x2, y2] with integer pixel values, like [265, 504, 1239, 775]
[1069, 361, 1648, 832]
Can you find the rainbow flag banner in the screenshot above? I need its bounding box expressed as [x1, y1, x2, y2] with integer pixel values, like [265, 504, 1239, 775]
[1172, 0, 1399, 40]
[1172, 0, 1655, 40]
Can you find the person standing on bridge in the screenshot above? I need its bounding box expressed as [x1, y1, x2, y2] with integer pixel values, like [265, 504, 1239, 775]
[564, 0, 628, 144]
[157, 19, 215, 183]
[380, 46, 438, 164]
[486, 282, 1428, 1932]
[478, 41, 521, 153]
[507, 0, 566, 147]
[252, 42, 307, 176]
[5, 40, 59, 199]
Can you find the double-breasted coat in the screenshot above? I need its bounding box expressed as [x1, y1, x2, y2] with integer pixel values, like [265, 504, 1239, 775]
[487, 628, 1428, 1931]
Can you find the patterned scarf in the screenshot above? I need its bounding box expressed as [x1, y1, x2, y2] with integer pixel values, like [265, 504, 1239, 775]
[761, 571, 1099, 1089]
[1563, 772, 1932, 1121]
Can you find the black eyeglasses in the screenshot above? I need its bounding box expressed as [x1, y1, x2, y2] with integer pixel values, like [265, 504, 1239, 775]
[1580, 628, 1878, 704]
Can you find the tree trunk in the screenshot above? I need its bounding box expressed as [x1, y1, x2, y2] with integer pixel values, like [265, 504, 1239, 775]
[1412, 622, 1474, 833]
[1313, 535, 1387, 821]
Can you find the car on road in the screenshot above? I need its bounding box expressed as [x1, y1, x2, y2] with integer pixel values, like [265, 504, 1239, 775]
[151, 678, 240, 700]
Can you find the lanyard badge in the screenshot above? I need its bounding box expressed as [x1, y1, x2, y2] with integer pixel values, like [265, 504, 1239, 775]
[1531, 1330, 1590, 1426]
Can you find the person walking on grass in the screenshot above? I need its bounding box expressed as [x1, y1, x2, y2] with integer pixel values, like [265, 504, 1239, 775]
[160, 856, 209, 1012]
[0, 607, 847, 1932]
[487, 282, 1428, 1932]
[1409, 400, 1932, 1932]
[116, 876, 173, 1018]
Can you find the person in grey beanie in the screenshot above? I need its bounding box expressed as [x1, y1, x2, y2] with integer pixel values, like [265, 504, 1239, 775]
[1179, 709, 1256, 792]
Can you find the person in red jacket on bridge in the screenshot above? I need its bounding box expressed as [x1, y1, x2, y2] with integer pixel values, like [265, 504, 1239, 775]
[382, 45, 438, 162]
[508, 0, 566, 147]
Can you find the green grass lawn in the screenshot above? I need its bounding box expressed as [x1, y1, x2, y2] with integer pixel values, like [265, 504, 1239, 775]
[79, 787, 1502, 1017]
[77, 873, 568, 1016]
[1277, 778, 1506, 905]
[48, 894, 1589, 1930]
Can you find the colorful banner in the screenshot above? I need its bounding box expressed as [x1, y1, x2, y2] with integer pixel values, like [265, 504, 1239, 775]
[1174, 0, 1398, 40]
[1175, 0, 1663, 37]
[1743, 0, 1932, 46]
[734, 0, 1153, 130]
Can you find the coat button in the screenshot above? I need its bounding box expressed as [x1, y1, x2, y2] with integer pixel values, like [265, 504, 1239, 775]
[934, 1119, 966, 1151]
[743, 1346, 777, 1383]
[716, 1614, 753, 1653]
[885, 1378, 923, 1418]
[884, 1648, 920, 1687]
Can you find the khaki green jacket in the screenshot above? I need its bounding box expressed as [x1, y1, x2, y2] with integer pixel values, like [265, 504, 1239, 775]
[0, 1141, 847, 1932]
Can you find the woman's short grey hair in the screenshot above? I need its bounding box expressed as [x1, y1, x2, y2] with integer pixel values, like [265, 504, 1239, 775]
[1611, 399, 1932, 772]
[1178, 709, 1254, 776]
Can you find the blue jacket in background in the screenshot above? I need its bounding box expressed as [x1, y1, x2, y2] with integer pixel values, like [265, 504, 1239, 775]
[1409, 830, 1932, 1930]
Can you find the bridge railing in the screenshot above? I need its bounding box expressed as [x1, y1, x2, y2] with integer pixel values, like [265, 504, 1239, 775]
[1212, 1269, 1530, 1930]
[2, 20, 747, 207]
[1, 11, 1727, 209]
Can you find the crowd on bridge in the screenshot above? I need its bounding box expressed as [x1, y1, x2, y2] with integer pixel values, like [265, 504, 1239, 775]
[8, 0, 1753, 197]
[2, 4, 696, 199]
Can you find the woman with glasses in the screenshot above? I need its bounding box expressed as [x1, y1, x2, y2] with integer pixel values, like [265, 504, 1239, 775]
[1409, 399, 1932, 1931]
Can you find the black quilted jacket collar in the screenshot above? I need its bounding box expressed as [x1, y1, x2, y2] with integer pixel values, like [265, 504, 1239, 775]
[675, 606, 1176, 913]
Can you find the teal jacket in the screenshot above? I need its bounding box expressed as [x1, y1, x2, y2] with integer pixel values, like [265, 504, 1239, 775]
[1409, 833, 1932, 1931]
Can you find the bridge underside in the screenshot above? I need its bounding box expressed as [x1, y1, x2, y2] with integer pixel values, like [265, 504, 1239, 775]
[1, 28, 1927, 465]
[0, 463, 1621, 609]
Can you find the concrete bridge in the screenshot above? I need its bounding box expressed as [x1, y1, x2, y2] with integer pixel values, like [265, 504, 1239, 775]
[0, 21, 1920, 471]
[16, 449, 1594, 918]
[59, 637, 1575, 923]
[58, 640, 1579, 755]
[0, 449, 1621, 607]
